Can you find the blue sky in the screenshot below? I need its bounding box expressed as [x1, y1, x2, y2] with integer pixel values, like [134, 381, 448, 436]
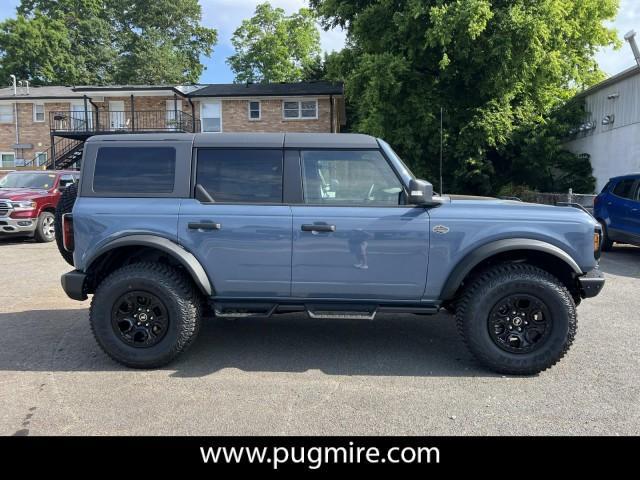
[0, 0, 638, 84]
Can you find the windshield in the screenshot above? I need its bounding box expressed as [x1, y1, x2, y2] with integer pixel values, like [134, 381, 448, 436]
[377, 138, 415, 183]
[0, 172, 57, 189]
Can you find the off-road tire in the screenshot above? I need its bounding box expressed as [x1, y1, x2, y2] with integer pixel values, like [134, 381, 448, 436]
[90, 262, 202, 368]
[34, 211, 55, 243]
[455, 263, 577, 375]
[55, 183, 77, 265]
[599, 221, 613, 251]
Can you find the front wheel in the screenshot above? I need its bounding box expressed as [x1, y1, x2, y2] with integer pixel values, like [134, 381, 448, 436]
[455, 263, 577, 375]
[34, 211, 55, 243]
[90, 263, 202, 368]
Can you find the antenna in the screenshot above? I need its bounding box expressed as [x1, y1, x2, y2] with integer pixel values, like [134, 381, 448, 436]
[439, 107, 444, 195]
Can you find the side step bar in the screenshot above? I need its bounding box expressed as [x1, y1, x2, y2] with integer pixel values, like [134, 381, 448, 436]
[211, 301, 439, 320]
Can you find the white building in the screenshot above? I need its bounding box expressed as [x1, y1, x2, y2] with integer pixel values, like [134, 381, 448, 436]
[564, 65, 640, 192]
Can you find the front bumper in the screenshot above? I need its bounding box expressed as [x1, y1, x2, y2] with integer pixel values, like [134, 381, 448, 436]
[61, 270, 88, 301]
[0, 217, 37, 235]
[578, 268, 605, 298]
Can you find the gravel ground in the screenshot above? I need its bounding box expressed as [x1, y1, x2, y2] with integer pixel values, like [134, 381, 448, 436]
[0, 239, 638, 436]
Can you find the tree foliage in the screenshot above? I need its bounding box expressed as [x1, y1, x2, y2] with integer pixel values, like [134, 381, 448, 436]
[310, 0, 619, 194]
[228, 2, 321, 83]
[0, 0, 217, 85]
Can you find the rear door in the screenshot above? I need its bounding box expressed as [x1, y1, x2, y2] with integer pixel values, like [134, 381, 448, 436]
[290, 149, 429, 300]
[178, 148, 292, 298]
[627, 180, 640, 240]
[608, 179, 636, 235]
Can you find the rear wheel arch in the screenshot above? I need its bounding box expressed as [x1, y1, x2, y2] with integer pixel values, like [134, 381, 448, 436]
[441, 239, 583, 302]
[84, 235, 213, 297]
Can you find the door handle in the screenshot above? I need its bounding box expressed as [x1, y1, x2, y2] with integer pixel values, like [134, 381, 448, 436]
[301, 224, 336, 232]
[188, 221, 221, 231]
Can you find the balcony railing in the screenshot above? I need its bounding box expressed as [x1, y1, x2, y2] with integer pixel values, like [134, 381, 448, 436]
[50, 110, 200, 135]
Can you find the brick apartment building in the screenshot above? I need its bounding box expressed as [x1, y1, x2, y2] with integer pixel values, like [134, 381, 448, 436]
[0, 81, 345, 170]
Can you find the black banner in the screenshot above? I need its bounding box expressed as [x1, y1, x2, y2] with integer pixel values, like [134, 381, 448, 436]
[1, 436, 637, 472]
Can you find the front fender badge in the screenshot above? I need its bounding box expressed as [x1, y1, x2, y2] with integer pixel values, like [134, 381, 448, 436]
[433, 225, 450, 234]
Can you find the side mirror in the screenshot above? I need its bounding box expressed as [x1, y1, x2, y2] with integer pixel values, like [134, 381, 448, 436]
[407, 178, 435, 205]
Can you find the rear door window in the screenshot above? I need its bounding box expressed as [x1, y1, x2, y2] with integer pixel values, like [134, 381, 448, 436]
[612, 179, 635, 199]
[196, 149, 283, 203]
[93, 147, 176, 194]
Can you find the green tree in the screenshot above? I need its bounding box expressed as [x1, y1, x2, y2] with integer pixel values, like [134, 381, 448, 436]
[311, 0, 618, 194]
[0, 0, 216, 85]
[109, 0, 217, 84]
[1, 0, 116, 84]
[228, 2, 321, 83]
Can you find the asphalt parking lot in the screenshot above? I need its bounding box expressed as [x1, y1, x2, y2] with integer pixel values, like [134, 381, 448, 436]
[0, 239, 638, 436]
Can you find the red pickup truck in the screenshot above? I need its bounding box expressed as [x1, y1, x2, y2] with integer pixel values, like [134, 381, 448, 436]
[0, 170, 79, 242]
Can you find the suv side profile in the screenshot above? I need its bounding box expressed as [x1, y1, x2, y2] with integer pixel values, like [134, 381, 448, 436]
[594, 173, 640, 250]
[59, 133, 604, 374]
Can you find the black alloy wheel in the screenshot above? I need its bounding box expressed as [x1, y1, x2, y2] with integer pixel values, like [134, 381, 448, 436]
[111, 291, 169, 348]
[488, 294, 551, 353]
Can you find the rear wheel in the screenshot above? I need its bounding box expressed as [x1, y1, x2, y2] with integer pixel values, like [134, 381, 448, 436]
[90, 262, 202, 368]
[34, 211, 55, 243]
[456, 263, 577, 375]
[599, 221, 613, 251]
[55, 183, 77, 265]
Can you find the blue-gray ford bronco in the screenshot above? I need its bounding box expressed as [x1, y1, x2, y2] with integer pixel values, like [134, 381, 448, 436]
[58, 132, 605, 374]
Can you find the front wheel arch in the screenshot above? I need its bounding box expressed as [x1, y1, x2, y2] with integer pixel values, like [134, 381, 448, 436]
[441, 239, 583, 302]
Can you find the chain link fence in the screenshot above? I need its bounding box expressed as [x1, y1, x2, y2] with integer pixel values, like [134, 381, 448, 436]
[506, 189, 596, 213]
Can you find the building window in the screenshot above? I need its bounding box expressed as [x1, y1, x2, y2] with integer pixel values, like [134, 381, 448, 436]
[201, 101, 222, 132]
[283, 99, 317, 120]
[33, 103, 45, 122]
[35, 152, 48, 166]
[0, 105, 13, 123]
[248, 100, 261, 120]
[1, 152, 15, 168]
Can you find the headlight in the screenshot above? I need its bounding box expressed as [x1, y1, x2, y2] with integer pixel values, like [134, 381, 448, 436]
[12, 201, 36, 211]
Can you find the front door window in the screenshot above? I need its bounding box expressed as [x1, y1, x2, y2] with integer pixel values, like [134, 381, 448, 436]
[301, 150, 404, 205]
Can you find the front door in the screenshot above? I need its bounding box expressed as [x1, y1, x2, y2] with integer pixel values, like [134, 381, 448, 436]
[178, 148, 292, 298]
[70, 103, 92, 131]
[291, 149, 430, 300]
[109, 101, 126, 130]
[166, 99, 181, 130]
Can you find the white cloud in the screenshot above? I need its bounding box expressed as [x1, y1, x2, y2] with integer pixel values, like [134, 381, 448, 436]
[200, 0, 345, 52]
[595, 0, 640, 76]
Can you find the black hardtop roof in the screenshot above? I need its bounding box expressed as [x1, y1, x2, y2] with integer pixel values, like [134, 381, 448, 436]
[86, 132, 379, 149]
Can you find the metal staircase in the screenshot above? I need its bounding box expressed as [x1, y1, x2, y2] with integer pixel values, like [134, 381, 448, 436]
[23, 137, 85, 170]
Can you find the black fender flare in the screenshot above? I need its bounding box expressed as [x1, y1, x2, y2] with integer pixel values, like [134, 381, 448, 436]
[85, 234, 213, 296]
[440, 238, 582, 300]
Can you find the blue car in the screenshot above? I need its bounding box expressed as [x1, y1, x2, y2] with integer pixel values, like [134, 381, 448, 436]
[594, 173, 640, 250]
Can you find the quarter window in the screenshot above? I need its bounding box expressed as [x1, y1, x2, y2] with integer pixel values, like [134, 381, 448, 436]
[33, 103, 45, 122]
[0, 105, 13, 123]
[301, 150, 404, 205]
[196, 149, 283, 203]
[248, 101, 261, 120]
[93, 147, 176, 194]
[283, 100, 317, 119]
